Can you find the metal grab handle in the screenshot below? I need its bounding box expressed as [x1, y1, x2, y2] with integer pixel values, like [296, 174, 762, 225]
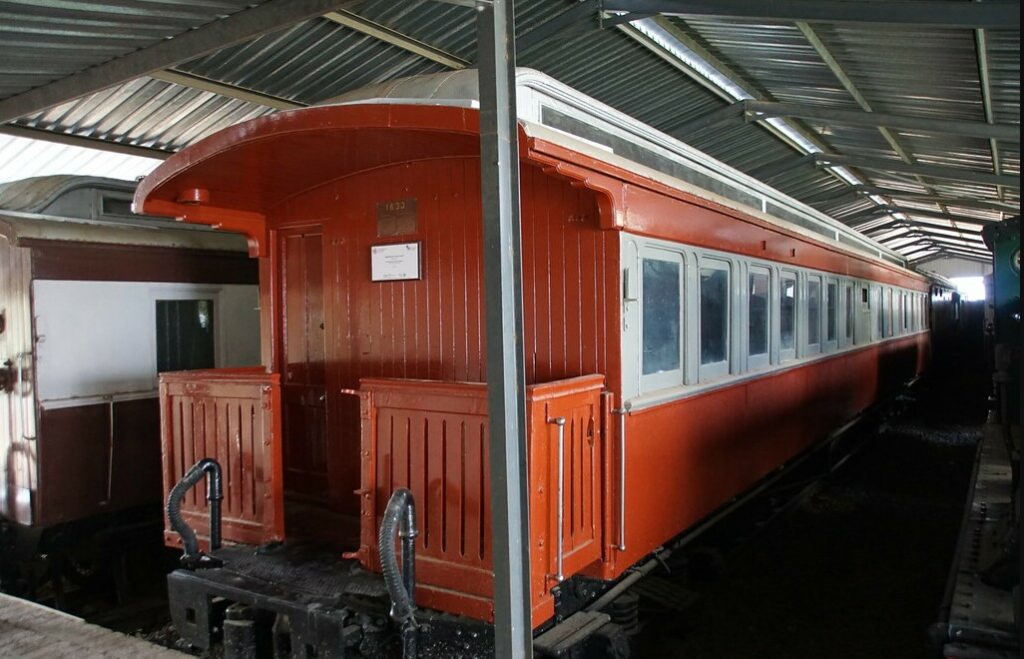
[549, 416, 566, 582]
[613, 404, 631, 552]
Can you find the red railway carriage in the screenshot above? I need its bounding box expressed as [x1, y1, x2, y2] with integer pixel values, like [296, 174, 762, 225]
[135, 70, 931, 636]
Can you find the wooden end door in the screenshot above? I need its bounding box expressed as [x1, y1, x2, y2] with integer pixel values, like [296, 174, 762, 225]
[279, 227, 328, 502]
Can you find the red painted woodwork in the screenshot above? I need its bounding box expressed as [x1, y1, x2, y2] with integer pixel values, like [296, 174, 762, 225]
[36, 399, 161, 527]
[278, 227, 328, 501]
[159, 368, 284, 548]
[356, 375, 605, 625]
[269, 158, 617, 516]
[135, 101, 935, 629]
[27, 240, 257, 284]
[602, 332, 930, 575]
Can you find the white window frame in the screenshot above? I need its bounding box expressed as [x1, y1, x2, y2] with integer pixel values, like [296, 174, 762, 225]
[805, 274, 822, 356]
[778, 269, 798, 362]
[746, 264, 771, 371]
[639, 247, 685, 393]
[885, 287, 894, 337]
[824, 277, 839, 352]
[698, 256, 731, 382]
[841, 281, 855, 348]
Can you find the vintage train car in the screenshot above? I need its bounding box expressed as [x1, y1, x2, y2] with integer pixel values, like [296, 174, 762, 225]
[925, 273, 961, 359]
[0, 176, 260, 596]
[135, 70, 934, 654]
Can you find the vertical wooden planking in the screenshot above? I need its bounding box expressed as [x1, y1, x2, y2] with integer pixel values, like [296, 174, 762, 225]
[426, 415, 446, 551]
[159, 370, 283, 547]
[276, 159, 615, 519]
[462, 417, 483, 562]
[443, 415, 462, 555]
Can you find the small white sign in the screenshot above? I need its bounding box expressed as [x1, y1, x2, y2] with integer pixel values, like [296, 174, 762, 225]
[371, 242, 421, 282]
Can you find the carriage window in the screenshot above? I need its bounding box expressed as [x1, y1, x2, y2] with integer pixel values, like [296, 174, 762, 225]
[903, 293, 909, 331]
[807, 277, 821, 348]
[845, 284, 854, 340]
[156, 299, 215, 372]
[780, 275, 797, 355]
[642, 258, 681, 376]
[748, 269, 769, 362]
[826, 281, 837, 343]
[885, 288, 893, 337]
[699, 263, 729, 373]
[875, 287, 884, 339]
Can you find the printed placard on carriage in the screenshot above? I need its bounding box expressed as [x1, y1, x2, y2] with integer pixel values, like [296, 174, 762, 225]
[376, 198, 418, 237]
[370, 242, 421, 281]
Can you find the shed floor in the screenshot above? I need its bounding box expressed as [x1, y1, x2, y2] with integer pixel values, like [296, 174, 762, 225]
[0, 592, 186, 658]
[632, 352, 989, 657]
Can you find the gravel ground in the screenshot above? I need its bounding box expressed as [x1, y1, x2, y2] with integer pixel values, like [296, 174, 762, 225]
[632, 354, 987, 658]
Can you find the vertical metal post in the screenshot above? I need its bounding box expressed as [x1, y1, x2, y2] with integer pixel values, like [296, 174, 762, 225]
[476, 1, 532, 658]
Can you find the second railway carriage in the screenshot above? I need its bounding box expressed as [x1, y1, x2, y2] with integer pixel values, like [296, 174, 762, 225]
[0, 176, 260, 598]
[135, 69, 933, 652]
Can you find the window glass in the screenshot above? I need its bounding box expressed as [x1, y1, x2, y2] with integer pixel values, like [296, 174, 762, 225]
[157, 299, 215, 372]
[748, 271, 769, 357]
[780, 276, 796, 351]
[885, 288, 893, 336]
[807, 278, 821, 346]
[903, 293, 909, 330]
[700, 266, 729, 365]
[875, 288, 883, 338]
[845, 285, 854, 339]
[826, 282, 837, 342]
[642, 258, 680, 375]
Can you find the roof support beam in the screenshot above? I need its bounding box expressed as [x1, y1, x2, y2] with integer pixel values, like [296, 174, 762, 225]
[150, 70, 305, 110]
[0, 125, 170, 160]
[600, 1, 1019, 28]
[795, 22, 959, 218]
[872, 225, 987, 245]
[743, 100, 1019, 143]
[814, 153, 1021, 188]
[323, 9, 470, 69]
[886, 233, 990, 251]
[852, 185, 1019, 214]
[912, 250, 991, 264]
[0, 0, 358, 123]
[850, 206, 997, 229]
[907, 236, 989, 253]
[974, 28, 1005, 202]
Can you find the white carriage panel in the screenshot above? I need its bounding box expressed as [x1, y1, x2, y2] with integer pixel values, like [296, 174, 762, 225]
[33, 281, 259, 404]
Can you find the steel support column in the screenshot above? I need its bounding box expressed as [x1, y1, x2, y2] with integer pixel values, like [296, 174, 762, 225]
[476, 1, 532, 657]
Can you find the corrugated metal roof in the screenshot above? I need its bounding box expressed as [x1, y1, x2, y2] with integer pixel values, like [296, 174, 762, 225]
[0, 0, 270, 100]
[178, 18, 446, 104]
[13, 77, 273, 152]
[0, 133, 159, 184]
[0, 0, 1017, 264]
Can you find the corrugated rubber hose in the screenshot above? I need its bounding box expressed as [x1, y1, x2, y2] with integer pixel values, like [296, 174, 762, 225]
[378, 487, 418, 658]
[166, 458, 223, 565]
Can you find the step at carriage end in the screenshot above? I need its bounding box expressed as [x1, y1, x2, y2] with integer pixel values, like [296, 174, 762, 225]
[356, 374, 608, 627]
